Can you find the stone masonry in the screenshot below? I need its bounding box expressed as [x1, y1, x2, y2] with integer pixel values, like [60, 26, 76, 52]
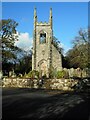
[32, 8, 62, 77]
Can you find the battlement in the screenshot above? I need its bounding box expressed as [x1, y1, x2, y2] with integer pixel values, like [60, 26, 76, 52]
[36, 21, 50, 26]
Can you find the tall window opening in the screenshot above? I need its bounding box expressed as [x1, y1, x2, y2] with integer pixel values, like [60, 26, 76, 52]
[40, 33, 46, 44]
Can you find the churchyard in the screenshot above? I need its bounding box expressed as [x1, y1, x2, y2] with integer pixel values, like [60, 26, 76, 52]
[1, 3, 90, 120]
[1, 67, 90, 119]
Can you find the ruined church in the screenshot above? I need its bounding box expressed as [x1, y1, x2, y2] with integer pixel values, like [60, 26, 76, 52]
[32, 8, 62, 77]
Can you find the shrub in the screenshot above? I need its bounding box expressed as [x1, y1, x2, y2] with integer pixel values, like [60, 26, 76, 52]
[56, 70, 65, 79]
[49, 67, 57, 79]
[25, 70, 39, 79]
[56, 70, 69, 79]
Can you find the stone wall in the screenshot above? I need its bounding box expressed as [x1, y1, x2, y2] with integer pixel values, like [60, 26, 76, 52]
[52, 45, 62, 71]
[2, 78, 78, 91]
[2, 78, 37, 88]
[44, 79, 78, 91]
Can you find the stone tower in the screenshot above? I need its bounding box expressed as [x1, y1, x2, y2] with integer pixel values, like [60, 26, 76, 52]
[32, 8, 62, 77]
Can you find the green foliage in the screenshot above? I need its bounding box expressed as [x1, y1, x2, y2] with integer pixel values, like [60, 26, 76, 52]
[56, 70, 65, 79]
[49, 66, 69, 79]
[62, 55, 70, 68]
[56, 70, 69, 79]
[66, 28, 89, 69]
[25, 70, 39, 79]
[1, 19, 19, 61]
[0, 19, 23, 75]
[1, 19, 31, 76]
[49, 66, 57, 78]
[15, 51, 32, 75]
[67, 43, 88, 69]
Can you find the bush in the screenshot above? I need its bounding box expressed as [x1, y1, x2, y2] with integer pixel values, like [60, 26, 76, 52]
[25, 70, 39, 79]
[49, 67, 57, 79]
[56, 70, 69, 79]
[56, 70, 65, 79]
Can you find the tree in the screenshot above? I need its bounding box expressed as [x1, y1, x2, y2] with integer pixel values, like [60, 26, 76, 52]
[15, 51, 32, 75]
[0, 19, 22, 75]
[62, 55, 70, 68]
[66, 28, 89, 69]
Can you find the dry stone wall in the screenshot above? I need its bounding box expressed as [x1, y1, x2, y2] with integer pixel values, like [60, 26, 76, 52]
[2, 78, 78, 91]
[44, 79, 78, 91]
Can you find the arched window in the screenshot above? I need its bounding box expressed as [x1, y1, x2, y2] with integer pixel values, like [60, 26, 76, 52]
[40, 33, 46, 44]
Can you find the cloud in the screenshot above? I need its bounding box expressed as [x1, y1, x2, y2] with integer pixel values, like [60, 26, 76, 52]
[15, 32, 32, 52]
[15, 33, 71, 56]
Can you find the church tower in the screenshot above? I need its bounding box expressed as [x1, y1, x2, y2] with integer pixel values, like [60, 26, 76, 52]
[32, 8, 62, 77]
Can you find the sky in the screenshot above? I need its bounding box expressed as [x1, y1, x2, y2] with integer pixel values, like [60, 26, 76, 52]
[2, 2, 88, 54]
